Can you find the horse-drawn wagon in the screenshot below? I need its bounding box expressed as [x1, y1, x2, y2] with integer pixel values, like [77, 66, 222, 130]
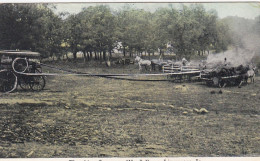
[0, 50, 45, 93]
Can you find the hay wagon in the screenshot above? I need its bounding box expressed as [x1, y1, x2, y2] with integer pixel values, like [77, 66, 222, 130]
[0, 50, 45, 93]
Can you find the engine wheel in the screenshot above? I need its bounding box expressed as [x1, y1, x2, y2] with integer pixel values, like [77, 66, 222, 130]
[19, 76, 32, 90]
[29, 69, 45, 91]
[0, 70, 18, 93]
[30, 76, 45, 91]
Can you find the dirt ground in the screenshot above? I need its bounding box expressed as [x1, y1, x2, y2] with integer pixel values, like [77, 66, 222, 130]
[0, 61, 259, 157]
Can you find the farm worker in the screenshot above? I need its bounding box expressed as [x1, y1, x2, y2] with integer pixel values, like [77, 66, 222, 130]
[159, 54, 163, 61]
[224, 57, 227, 66]
[182, 58, 188, 66]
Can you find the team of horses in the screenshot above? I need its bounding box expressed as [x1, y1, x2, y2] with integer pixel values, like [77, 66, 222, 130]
[134, 56, 152, 71]
[134, 56, 189, 71]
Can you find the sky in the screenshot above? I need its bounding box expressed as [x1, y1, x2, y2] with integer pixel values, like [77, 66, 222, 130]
[52, 2, 260, 19]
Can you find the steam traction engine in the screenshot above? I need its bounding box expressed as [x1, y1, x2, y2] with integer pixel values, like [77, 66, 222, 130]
[0, 50, 45, 93]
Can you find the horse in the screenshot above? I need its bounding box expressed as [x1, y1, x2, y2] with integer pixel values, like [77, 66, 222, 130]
[135, 56, 151, 71]
[245, 67, 256, 83]
[182, 58, 188, 66]
[243, 63, 257, 84]
[238, 65, 256, 87]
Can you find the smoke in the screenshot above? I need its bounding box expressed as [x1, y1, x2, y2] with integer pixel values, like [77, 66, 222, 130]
[206, 48, 255, 67]
[212, 16, 260, 68]
[242, 33, 260, 55]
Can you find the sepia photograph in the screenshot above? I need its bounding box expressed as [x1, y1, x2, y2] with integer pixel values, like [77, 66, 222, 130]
[0, 0, 260, 159]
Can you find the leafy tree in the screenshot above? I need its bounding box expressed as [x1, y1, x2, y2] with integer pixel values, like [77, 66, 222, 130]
[0, 3, 234, 61]
[75, 5, 117, 61]
[64, 14, 82, 60]
[153, 7, 173, 57]
[0, 4, 64, 58]
[116, 7, 154, 57]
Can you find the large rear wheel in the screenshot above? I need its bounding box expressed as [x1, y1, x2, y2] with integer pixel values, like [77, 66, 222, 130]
[0, 70, 17, 93]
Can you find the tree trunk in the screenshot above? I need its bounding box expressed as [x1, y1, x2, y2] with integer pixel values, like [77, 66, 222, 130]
[99, 52, 101, 60]
[73, 52, 77, 60]
[94, 51, 97, 60]
[99, 52, 102, 64]
[65, 52, 69, 60]
[123, 46, 126, 57]
[87, 52, 90, 60]
[109, 50, 112, 58]
[103, 51, 106, 61]
[83, 51, 87, 62]
[90, 51, 93, 60]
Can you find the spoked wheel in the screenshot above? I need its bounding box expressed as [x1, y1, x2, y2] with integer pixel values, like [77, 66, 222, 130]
[19, 76, 32, 91]
[12, 58, 28, 73]
[30, 76, 45, 91]
[29, 69, 45, 91]
[218, 79, 226, 88]
[19, 64, 42, 91]
[0, 70, 18, 93]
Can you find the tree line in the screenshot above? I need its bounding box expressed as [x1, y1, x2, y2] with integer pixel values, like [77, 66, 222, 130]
[1, 3, 254, 61]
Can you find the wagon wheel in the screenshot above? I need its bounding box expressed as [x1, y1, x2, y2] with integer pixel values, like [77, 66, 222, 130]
[0, 70, 18, 93]
[12, 58, 28, 73]
[29, 69, 45, 91]
[19, 76, 32, 91]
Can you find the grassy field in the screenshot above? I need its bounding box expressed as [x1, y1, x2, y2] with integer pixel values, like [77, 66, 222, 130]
[0, 61, 259, 157]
